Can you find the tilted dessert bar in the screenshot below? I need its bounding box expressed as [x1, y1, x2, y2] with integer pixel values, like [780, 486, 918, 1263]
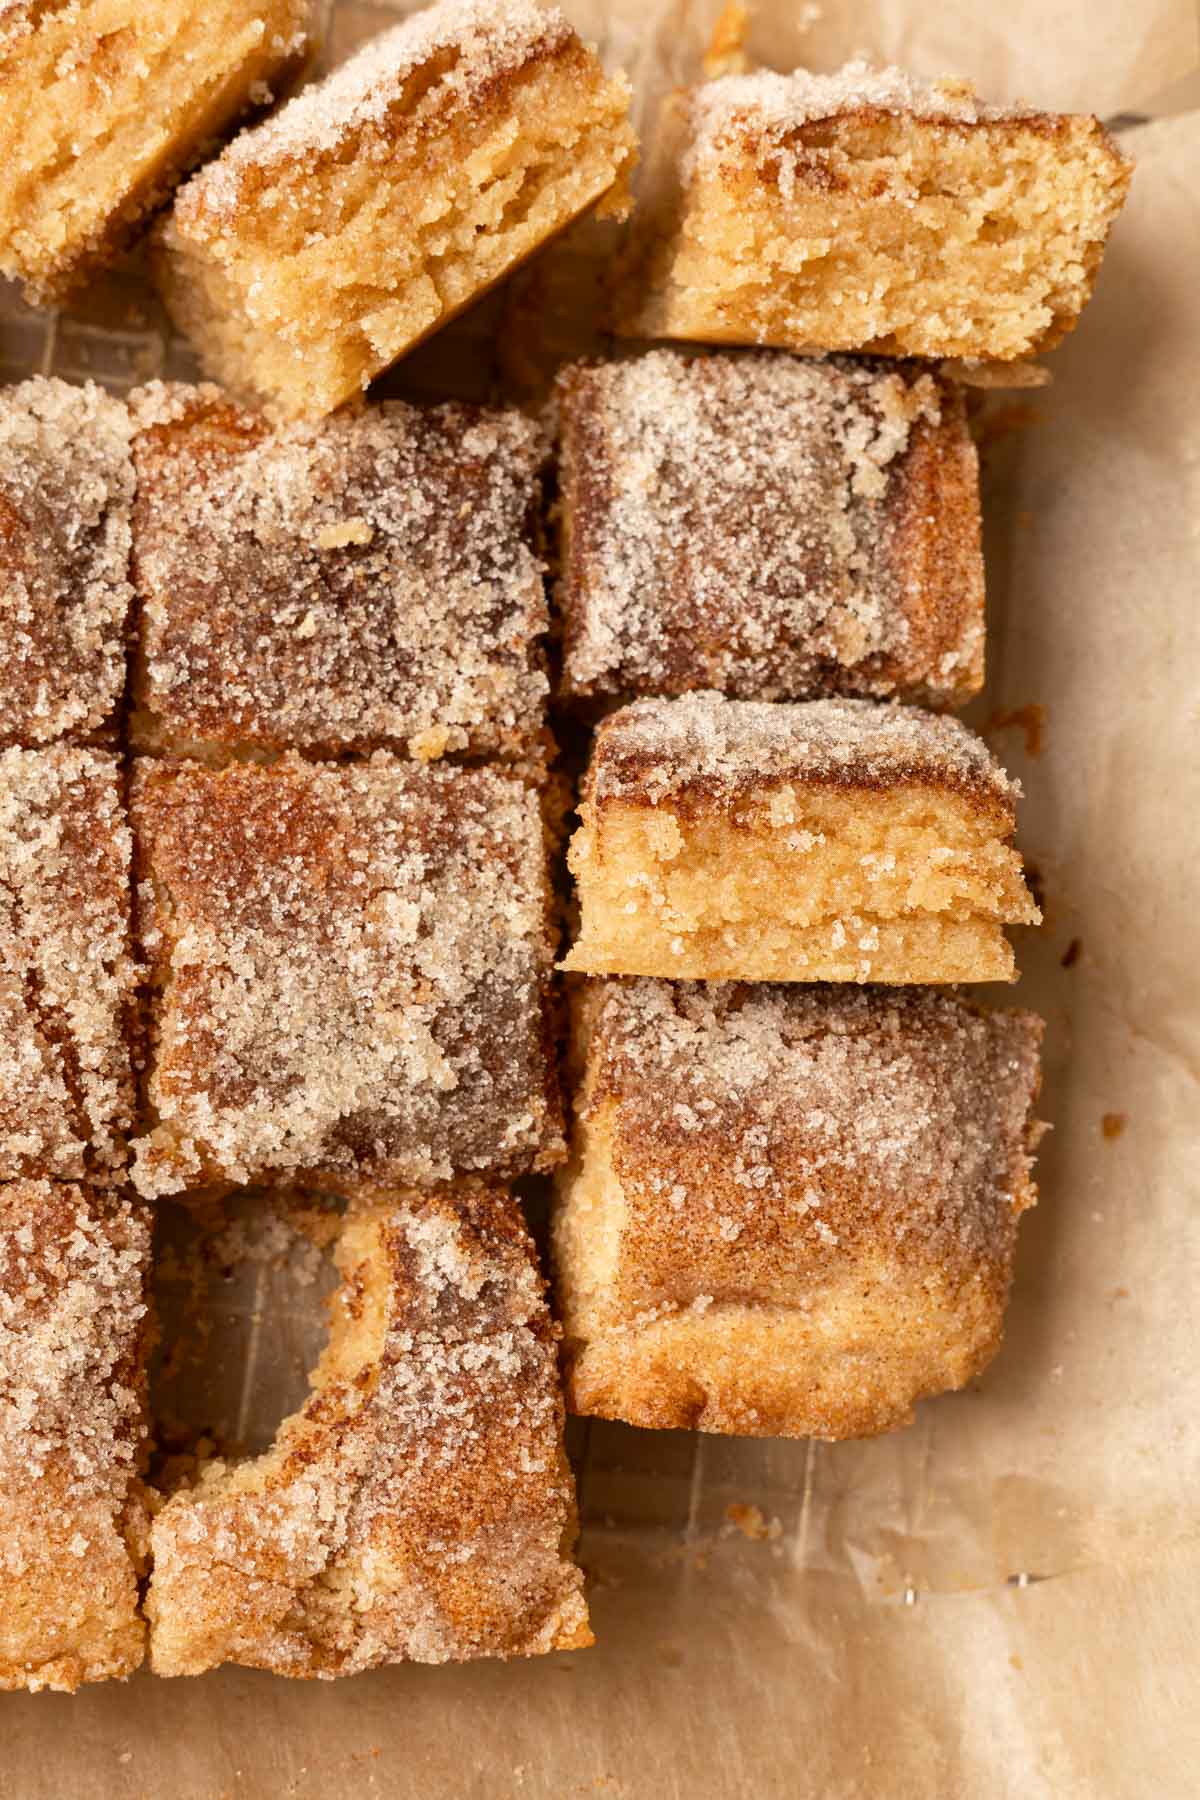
[0, 0, 314, 300]
[130, 382, 549, 764]
[0, 378, 134, 749]
[561, 693, 1039, 984]
[156, 0, 637, 416]
[554, 981, 1043, 1438]
[130, 756, 563, 1198]
[616, 62, 1130, 362]
[0, 1180, 151, 1690]
[0, 747, 136, 1182]
[148, 1183, 590, 1677]
[554, 350, 984, 706]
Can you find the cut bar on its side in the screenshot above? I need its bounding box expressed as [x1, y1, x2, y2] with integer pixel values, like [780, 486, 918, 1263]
[616, 63, 1130, 363]
[0, 0, 314, 301]
[130, 756, 563, 1198]
[0, 1181, 151, 1691]
[0, 378, 134, 749]
[554, 980, 1043, 1438]
[554, 349, 984, 707]
[148, 1183, 590, 1677]
[156, 0, 637, 417]
[129, 382, 549, 764]
[561, 692, 1039, 984]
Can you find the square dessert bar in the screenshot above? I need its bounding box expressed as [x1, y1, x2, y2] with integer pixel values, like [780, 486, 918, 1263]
[148, 1182, 590, 1676]
[0, 0, 314, 300]
[129, 382, 549, 763]
[554, 981, 1043, 1438]
[554, 350, 984, 707]
[131, 756, 563, 1198]
[0, 378, 134, 749]
[0, 748, 136, 1182]
[561, 693, 1039, 984]
[0, 1180, 151, 1690]
[156, 0, 637, 417]
[617, 63, 1130, 362]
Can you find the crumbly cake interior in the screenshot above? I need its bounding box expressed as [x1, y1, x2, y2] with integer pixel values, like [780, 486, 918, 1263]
[130, 382, 550, 763]
[131, 756, 563, 1198]
[0, 1180, 151, 1691]
[0, 748, 137, 1181]
[554, 349, 984, 705]
[158, 0, 636, 416]
[619, 63, 1131, 361]
[148, 1184, 590, 1677]
[555, 981, 1043, 1437]
[0, 378, 134, 748]
[562, 694, 1039, 983]
[0, 0, 314, 300]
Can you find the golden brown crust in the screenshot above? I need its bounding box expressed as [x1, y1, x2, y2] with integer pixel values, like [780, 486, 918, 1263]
[554, 351, 984, 707]
[129, 380, 550, 762]
[148, 1183, 590, 1677]
[0, 1179, 151, 1690]
[554, 981, 1043, 1438]
[130, 755, 564, 1197]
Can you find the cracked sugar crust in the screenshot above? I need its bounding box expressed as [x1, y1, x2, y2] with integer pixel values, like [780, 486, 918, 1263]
[554, 350, 984, 705]
[148, 1183, 590, 1677]
[577, 980, 1043, 1309]
[0, 378, 134, 747]
[587, 692, 1020, 818]
[129, 381, 549, 761]
[0, 748, 137, 1182]
[0, 1180, 151, 1691]
[131, 756, 563, 1198]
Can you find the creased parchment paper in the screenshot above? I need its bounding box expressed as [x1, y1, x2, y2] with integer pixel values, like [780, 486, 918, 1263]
[1, 3, 1198, 1796]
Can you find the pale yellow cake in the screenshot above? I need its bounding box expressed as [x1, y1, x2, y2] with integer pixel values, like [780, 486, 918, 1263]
[561, 693, 1039, 984]
[0, 0, 314, 300]
[617, 62, 1131, 363]
[0, 1180, 151, 1690]
[148, 1184, 590, 1677]
[555, 981, 1043, 1438]
[156, 0, 637, 417]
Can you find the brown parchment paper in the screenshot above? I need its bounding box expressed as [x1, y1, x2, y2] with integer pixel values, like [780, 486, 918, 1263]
[1, 4, 1199, 1797]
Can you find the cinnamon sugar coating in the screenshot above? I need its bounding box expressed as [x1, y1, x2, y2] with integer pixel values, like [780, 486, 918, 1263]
[129, 382, 550, 762]
[148, 1183, 590, 1677]
[0, 1180, 151, 1690]
[554, 981, 1043, 1438]
[131, 756, 563, 1198]
[0, 378, 134, 748]
[554, 350, 984, 706]
[0, 748, 136, 1182]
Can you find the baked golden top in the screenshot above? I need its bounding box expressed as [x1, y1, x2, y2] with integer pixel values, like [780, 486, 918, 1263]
[130, 381, 548, 759]
[585, 692, 1020, 817]
[131, 756, 562, 1196]
[576, 980, 1042, 1311]
[0, 747, 135, 1181]
[148, 1184, 589, 1674]
[0, 377, 133, 746]
[554, 350, 983, 704]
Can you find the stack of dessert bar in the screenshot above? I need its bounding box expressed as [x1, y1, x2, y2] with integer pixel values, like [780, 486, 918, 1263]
[0, 0, 1128, 1691]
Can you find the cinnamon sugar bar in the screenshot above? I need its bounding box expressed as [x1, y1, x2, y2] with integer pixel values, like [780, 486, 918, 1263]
[0, 748, 136, 1181]
[0, 0, 314, 301]
[129, 382, 549, 763]
[561, 693, 1039, 984]
[554, 350, 984, 706]
[0, 1180, 151, 1690]
[148, 1182, 590, 1676]
[130, 756, 563, 1198]
[156, 0, 637, 417]
[617, 63, 1130, 362]
[555, 981, 1043, 1438]
[0, 379, 134, 749]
